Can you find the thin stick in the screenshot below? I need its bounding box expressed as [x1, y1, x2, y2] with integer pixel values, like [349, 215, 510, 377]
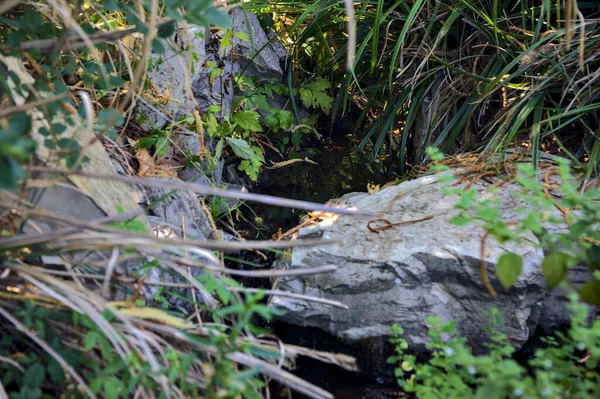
[18, 269, 348, 309]
[28, 166, 374, 217]
[480, 231, 497, 297]
[0, 203, 338, 252]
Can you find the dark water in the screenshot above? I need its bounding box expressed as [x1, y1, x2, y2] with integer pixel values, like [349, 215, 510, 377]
[251, 134, 393, 235]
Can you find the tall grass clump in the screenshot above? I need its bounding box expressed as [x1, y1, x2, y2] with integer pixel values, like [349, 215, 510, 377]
[248, 0, 600, 175]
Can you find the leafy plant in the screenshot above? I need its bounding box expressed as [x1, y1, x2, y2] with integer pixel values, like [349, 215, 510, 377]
[250, 0, 600, 175]
[427, 146, 600, 305]
[298, 77, 333, 115]
[388, 298, 600, 399]
[1, 1, 337, 399]
[136, 128, 170, 158]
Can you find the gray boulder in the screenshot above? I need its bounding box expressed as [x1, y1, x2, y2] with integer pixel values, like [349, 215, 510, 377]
[271, 170, 593, 367]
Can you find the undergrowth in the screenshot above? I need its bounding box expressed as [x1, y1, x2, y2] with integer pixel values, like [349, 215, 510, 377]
[0, 1, 349, 398]
[388, 299, 600, 399]
[249, 0, 600, 175]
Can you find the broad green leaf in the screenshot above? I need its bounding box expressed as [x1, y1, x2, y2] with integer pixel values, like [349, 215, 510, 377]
[456, 188, 477, 209]
[308, 78, 330, 92]
[234, 31, 249, 42]
[215, 283, 231, 305]
[225, 137, 261, 161]
[233, 111, 262, 132]
[0, 155, 25, 190]
[579, 280, 600, 306]
[155, 136, 169, 157]
[157, 21, 176, 38]
[136, 136, 157, 149]
[496, 253, 523, 289]
[23, 363, 45, 388]
[541, 252, 569, 290]
[264, 113, 279, 130]
[203, 8, 232, 29]
[103, 377, 124, 399]
[151, 38, 165, 54]
[278, 110, 293, 130]
[47, 359, 65, 385]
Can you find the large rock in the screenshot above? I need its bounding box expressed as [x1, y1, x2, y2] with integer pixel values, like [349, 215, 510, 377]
[271, 169, 589, 369]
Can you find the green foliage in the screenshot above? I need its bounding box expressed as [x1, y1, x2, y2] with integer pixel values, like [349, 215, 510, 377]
[0, 1, 301, 398]
[202, 104, 265, 181]
[0, 0, 231, 188]
[0, 113, 37, 189]
[496, 253, 523, 289]
[252, 1, 600, 174]
[136, 128, 170, 157]
[106, 206, 148, 234]
[388, 299, 600, 399]
[0, 270, 284, 398]
[298, 78, 333, 114]
[435, 149, 600, 304]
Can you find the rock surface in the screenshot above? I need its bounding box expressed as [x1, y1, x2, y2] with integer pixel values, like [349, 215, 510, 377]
[133, 9, 291, 187]
[271, 170, 592, 366]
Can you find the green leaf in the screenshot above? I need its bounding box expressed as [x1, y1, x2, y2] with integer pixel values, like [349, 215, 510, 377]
[225, 137, 261, 161]
[103, 377, 124, 399]
[157, 21, 176, 38]
[99, 336, 114, 361]
[277, 110, 293, 131]
[264, 113, 279, 130]
[15, 386, 42, 399]
[496, 253, 523, 289]
[23, 363, 45, 388]
[215, 283, 231, 305]
[456, 189, 476, 210]
[136, 136, 157, 149]
[203, 8, 232, 29]
[0, 155, 25, 190]
[233, 111, 262, 132]
[84, 331, 98, 351]
[307, 77, 330, 92]
[207, 104, 221, 113]
[523, 212, 543, 235]
[291, 130, 301, 148]
[541, 252, 569, 290]
[155, 136, 169, 157]
[215, 138, 224, 160]
[90, 378, 103, 394]
[234, 31, 249, 42]
[151, 38, 165, 54]
[47, 359, 65, 386]
[579, 280, 600, 306]
[587, 245, 600, 272]
[448, 215, 471, 226]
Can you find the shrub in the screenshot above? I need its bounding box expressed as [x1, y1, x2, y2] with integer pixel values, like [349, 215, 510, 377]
[388, 298, 600, 399]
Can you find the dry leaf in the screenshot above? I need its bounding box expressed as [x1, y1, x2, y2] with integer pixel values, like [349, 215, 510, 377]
[129, 138, 178, 178]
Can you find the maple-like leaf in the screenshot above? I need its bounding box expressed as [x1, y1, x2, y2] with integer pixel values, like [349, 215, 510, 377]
[233, 110, 263, 132]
